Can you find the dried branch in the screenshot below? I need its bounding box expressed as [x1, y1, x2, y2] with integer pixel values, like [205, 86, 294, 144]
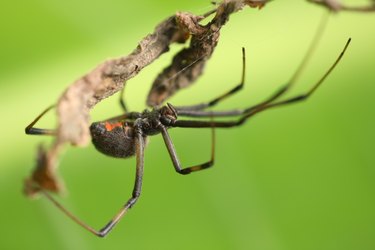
[23, 0, 375, 197]
[25, 0, 269, 196]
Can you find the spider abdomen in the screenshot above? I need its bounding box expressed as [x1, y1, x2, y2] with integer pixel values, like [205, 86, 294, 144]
[90, 121, 137, 158]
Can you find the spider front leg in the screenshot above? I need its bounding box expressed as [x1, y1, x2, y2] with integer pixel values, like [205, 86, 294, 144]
[39, 130, 145, 237]
[174, 38, 351, 120]
[169, 38, 351, 129]
[160, 125, 215, 175]
[119, 65, 139, 112]
[119, 86, 128, 113]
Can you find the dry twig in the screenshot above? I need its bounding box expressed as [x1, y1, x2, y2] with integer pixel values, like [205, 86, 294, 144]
[25, 0, 268, 196]
[25, 0, 375, 196]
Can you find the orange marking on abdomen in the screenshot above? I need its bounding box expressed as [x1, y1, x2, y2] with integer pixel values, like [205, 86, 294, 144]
[105, 122, 123, 131]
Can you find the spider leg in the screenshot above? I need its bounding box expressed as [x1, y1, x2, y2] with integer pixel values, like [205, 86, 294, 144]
[97, 130, 145, 237]
[25, 105, 56, 135]
[176, 109, 244, 117]
[38, 130, 145, 237]
[175, 47, 246, 111]
[175, 38, 351, 119]
[119, 65, 139, 112]
[119, 86, 128, 112]
[169, 38, 351, 128]
[160, 124, 215, 175]
[171, 73, 331, 128]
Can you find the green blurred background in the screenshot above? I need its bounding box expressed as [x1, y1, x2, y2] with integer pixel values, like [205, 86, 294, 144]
[1, 0, 374, 249]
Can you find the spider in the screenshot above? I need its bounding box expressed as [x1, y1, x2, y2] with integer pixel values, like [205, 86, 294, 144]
[25, 38, 351, 237]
